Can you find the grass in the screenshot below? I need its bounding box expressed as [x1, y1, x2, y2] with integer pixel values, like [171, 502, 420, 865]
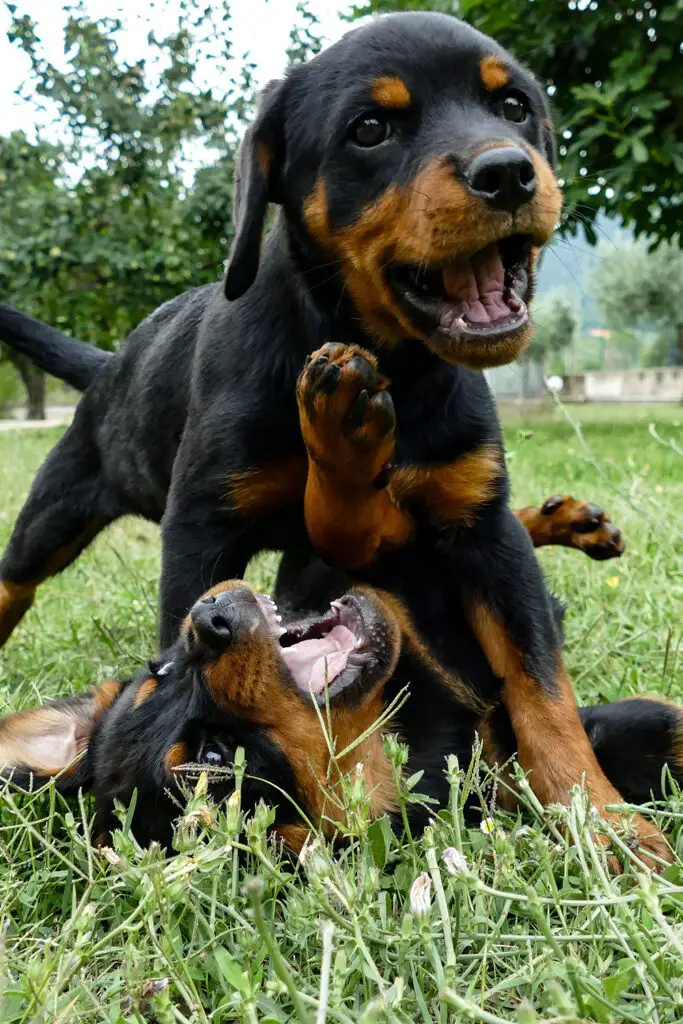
[0, 404, 681, 1023]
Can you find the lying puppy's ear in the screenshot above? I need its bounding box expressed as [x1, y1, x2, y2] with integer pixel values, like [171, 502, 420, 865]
[0, 680, 121, 794]
[224, 79, 288, 301]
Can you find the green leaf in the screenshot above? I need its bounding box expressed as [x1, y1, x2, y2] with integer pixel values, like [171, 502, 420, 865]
[213, 947, 248, 993]
[631, 138, 649, 163]
[368, 815, 393, 869]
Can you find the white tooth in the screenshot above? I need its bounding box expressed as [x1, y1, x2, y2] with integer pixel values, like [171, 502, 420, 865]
[277, 626, 286, 637]
[275, 614, 282, 622]
[454, 317, 467, 332]
[331, 600, 343, 611]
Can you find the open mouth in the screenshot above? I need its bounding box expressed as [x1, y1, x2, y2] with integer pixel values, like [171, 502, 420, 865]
[388, 234, 532, 343]
[255, 593, 385, 705]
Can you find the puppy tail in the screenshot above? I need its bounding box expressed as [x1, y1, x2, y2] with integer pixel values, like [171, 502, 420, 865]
[0, 303, 111, 391]
[580, 698, 683, 804]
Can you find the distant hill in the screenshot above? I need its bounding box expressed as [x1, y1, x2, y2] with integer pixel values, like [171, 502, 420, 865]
[537, 216, 631, 330]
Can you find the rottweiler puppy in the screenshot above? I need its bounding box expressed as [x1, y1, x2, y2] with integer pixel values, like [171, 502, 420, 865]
[0, 580, 679, 861]
[0, 13, 656, 858]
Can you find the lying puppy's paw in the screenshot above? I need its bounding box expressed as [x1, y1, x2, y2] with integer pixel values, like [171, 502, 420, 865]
[540, 495, 625, 560]
[599, 812, 673, 874]
[297, 343, 395, 484]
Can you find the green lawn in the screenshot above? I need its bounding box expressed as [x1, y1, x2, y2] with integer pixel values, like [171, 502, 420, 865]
[0, 405, 682, 1023]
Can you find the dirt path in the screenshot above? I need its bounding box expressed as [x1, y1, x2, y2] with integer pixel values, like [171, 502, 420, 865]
[0, 406, 74, 432]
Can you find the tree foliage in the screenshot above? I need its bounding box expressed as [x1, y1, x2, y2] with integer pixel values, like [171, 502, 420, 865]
[594, 239, 683, 365]
[1, 1, 253, 349]
[349, 0, 683, 247]
[528, 292, 576, 363]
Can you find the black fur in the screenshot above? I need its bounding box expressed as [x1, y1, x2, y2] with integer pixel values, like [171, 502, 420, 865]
[0, 303, 110, 392]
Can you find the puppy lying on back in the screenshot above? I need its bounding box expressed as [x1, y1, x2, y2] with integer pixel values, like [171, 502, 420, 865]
[1, 578, 680, 857]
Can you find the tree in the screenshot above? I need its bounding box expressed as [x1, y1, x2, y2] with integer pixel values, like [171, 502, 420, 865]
[594, 240, 683, 366]
[286, 0, 324, 66]
[1, 1, 253, 415]
[520, 292, 576, 397]
[349, 0, 683, 247]
[0, 131, 73, 418]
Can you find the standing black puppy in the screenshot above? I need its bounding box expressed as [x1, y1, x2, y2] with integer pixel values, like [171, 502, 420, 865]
[0, 13, 665, 861]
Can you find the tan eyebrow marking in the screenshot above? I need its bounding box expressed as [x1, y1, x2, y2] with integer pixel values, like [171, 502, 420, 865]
[480, 55, 510, 92]
[371, 76, 412, 109]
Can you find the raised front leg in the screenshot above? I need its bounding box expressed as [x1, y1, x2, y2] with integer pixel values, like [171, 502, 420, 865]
[297, 343, 413, 568]
[516, 495, 625, 560]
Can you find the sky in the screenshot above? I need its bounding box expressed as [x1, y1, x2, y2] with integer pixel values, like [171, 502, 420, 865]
[0, 0, 353, 139]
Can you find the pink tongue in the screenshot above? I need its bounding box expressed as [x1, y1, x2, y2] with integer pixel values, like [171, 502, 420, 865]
[282, 625, 357, 695]
[441, 243, 509, 324]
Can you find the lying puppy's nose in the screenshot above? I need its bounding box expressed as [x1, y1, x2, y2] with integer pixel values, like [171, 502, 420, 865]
[466, 147, 536, 213]
[190, 587, 257, 650]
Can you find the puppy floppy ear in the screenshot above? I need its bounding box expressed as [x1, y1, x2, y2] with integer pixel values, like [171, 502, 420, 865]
[0, 680, 121, 794]
[224, 79, 288, 301]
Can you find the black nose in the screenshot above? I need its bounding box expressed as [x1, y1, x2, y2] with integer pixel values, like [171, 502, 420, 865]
[189, 587, 256, 651]
[466, 147, 536, 213]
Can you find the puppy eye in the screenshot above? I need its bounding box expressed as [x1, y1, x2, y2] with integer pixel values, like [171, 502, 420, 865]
[501, 93, 528, 124]
[198, 743, 225, 766]
[348, 114, 394, 148]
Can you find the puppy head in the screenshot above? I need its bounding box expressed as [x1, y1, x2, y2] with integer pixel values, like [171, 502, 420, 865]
[224, 12, 560, 370]
[0, 582, 402, 852]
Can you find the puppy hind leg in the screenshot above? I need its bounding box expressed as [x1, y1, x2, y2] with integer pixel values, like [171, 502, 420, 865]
[0, 428, 116, 646]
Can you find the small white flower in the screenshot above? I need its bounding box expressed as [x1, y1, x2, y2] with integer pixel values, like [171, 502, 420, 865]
[409, 872, 432, 916]
[298, 835, 320, 866]
[441, 846, 468, 877]
[99, 846, 124, 867]
[354, 762, 364, 778]
[480, 817, 495, 835]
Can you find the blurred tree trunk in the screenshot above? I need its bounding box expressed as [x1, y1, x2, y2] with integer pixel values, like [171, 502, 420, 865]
[6, 350, 45, 419]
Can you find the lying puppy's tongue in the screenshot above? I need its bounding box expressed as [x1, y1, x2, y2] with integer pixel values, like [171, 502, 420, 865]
[282, 625, 358, 694]
[442, 243, 518, 327]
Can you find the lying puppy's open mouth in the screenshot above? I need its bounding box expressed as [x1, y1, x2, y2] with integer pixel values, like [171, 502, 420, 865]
[256, 593, 386, 705]
[388, 234, 532, 344]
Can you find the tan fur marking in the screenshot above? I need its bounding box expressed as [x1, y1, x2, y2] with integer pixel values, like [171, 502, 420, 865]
[165, 742, 189, 773]
[0, 521, 107, 646]
[515, 495, 624, 556]
[274, 823, 311, 855]
[0, 580, 36, 644]
[134, 677, 158, 708]
[371, 76, 412, 108]
[269, 688, 397, 834]
[470, 604, 671, 865]
[303, 153, 561, 364]
[390, 445, 503, 528]
[227, 457, 308, 515]
[255, 140, 272, 179]
[480, 56, 510, 92]
[93, 679, 122, 716]
[297, 345, 413, 567]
